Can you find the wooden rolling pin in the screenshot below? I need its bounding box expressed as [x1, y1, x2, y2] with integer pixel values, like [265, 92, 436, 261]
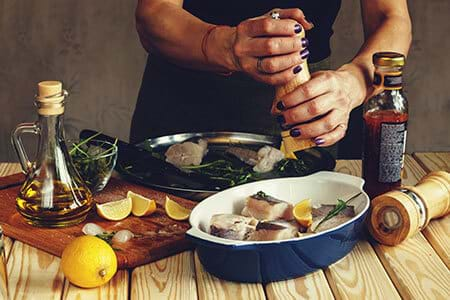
[368, 171, 450, 246]
[271, 27, 315, 159]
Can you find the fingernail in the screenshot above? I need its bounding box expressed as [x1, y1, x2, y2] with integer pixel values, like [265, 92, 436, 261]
[301, 38, 309, 48]
[276, 115, 285, 124]
[293, 65, 302, 74]
[294, 24, 302, 34]
[276, 101, 285, 111]
[300, 49, 310, 59]
[290, 128, 301, 137]
[314, 138, 325, 145]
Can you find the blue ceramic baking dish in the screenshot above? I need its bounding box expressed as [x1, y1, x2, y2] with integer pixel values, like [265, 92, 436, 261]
[186, 171, 370, 283]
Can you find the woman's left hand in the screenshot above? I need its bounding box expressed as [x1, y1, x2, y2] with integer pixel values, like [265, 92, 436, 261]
[276, 68, 365, 147]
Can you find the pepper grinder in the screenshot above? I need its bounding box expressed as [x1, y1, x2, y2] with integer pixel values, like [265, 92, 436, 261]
[270, 25, 315, 159]
[368, 171, 450, 246]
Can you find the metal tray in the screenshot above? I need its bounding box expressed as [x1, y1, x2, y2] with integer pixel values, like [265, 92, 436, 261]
[120, 132, 336, 201]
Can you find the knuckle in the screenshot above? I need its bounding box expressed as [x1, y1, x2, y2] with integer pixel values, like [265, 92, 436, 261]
[233, 43, 244, 57]
[264, 59, 278, 73]
[265, 39, 278, 54]
[293, 8, 305, 18]
[307, 101, 320, 116]
[266, 76, 278, 85]
[300, 84, 313, 99]
[260, 19, 273, 33]
[241, 60, 253, 72]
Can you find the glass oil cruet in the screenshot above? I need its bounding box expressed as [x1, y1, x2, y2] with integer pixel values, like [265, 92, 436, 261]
[12, 81, 93, 227]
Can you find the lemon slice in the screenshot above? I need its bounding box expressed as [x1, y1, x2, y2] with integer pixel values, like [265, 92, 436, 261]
[61, 236, 117, 288]
[96, 198, 132, 221]
[128, 191, 157, 217]
[293, 199, 313, 228]
[165, 196, 191, 221]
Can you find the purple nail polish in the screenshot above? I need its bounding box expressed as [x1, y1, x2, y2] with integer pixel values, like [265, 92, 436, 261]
[294, 24, 302, 34]
[293, 65, 302, 74]
[300, 49, 310, 59]
[301, 38, 309, 48]
[277, 115, 286, 124]
[314, 138, 325, 145]
[276, 101, 285, 111]
[290, 128, 301, 137]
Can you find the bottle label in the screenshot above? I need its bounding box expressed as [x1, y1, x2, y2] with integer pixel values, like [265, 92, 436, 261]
[374, 71, 402, 90]
[378, 122, 407, 183]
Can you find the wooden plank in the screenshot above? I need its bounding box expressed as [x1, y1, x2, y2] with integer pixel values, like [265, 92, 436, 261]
[410, 152, 450, 268]
[131, 251, 197, 300]
[265, 270, 334, 300]
[413, 152, 450, 172]
[324, 241, 400, 300]
[336, 157, 450, 299]
[194, 251, 266, 300]
[0, 163, 21, 177]
[62, 270, 129, 300]
[330, 161, 401, 300]
[7, 241, 64, 300]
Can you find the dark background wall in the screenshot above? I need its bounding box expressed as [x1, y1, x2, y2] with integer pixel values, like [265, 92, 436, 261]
[0, 0, 449, 161]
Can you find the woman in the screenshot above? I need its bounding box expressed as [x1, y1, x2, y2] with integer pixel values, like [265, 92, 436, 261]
[131, 0, 411, 158]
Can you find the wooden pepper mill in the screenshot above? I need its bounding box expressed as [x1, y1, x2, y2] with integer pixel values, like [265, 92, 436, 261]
[270, 27, 315, 159]
[368, 171, 450, 246]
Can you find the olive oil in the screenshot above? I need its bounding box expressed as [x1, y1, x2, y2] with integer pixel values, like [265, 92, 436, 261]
[16, 180, 93, 227]
[12, 81, 93, 227]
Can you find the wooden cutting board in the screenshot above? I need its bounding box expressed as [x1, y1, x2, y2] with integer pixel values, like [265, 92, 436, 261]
[0, 174, 197, 269]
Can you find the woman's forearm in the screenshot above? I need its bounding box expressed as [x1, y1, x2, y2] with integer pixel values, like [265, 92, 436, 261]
[337, 0, 412, 108]
[135, 0, 235, 71]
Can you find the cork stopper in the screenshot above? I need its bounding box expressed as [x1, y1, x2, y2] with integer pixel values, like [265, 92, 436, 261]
[368, 171, 450, 246]
[35, 81, 66, 115]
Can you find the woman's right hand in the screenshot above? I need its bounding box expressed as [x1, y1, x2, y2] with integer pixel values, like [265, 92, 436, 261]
[228, 9, 313, 85]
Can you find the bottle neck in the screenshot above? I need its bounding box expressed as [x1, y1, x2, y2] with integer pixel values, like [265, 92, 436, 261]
[36, 114, 66, 164]
[373, 65, 403, 91]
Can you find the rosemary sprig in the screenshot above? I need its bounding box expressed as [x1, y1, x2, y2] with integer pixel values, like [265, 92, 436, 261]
[314, 192, 362, 231]
[95, 232, 115, 244]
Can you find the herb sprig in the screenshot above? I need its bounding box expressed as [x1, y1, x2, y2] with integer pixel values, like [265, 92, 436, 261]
[314, 192, 362, 231]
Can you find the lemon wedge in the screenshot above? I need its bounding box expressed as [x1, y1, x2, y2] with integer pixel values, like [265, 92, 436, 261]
[61, 236, 117, 288]
[293, 199, 313, 228]
[96, 198, 132, 221]
[128, 191, 157, 217]
[165, 196, 191, 221]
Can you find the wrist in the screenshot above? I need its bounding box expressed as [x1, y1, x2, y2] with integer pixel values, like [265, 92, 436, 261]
[337, 61, 372, 109]
[207, 26, 239, 72]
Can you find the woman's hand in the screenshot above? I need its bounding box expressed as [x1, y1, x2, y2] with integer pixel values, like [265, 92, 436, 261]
[227, 9, 313, 85]
[276, 65, 366, 147]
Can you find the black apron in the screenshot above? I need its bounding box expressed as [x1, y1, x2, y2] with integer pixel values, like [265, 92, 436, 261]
[130, 0, 363, 158]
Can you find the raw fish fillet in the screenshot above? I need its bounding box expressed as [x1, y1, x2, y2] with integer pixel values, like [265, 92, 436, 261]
[226, 147, 259, 166]
[247, 220, 299, 241]
[241, 192, 294, 221]
[165, 139, 208, 167]
[209, 214, 258, 240]
[311, 205, 355, 232]
[253, 146, 285, 173]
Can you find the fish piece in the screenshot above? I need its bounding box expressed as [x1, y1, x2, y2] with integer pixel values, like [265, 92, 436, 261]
[226, 147, 259, 166]
[247, 220, 299, 241]
[165, 139, 208, 167]
[311, 205, 355, 232]
[253, 146, 285, 173]
[241, 191, 294, 221]
[209, 214, 258, 240]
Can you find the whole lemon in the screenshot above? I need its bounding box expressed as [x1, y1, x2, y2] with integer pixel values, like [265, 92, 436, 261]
[61, 235, 117, 288]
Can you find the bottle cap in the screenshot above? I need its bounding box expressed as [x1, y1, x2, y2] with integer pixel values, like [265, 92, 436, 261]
[373, 52, 405, 67]
[35, 81, 67, 115]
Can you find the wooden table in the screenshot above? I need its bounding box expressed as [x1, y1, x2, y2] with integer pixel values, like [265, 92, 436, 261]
[1, 153, 449, 300]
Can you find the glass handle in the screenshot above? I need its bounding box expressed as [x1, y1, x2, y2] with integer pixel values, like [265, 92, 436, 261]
[11, 122, 40, 174]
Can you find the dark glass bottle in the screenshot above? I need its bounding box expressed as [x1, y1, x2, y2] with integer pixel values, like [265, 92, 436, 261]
[362, 52, 408, 199]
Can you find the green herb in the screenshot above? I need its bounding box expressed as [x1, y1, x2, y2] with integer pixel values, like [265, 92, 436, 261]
[314, 192, 362, 231]
[95, 232, 115, 244]
[70, 132, 118, 191]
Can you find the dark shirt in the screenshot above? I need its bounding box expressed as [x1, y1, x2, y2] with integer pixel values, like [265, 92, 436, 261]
[184, 0, 342, 63]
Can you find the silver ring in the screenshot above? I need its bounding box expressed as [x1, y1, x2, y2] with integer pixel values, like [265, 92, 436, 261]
[257, 58, 265, 73]
[270, 11, 280, 20]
